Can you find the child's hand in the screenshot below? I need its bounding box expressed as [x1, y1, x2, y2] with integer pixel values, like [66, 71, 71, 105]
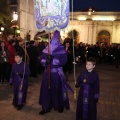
[75, 84, 79, 88]
[94, 98, 98, 103]
[9, 83, 13, 86]
[18, 74, 24, 78]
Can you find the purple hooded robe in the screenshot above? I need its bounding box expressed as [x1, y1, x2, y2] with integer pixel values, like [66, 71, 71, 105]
[39, 30, 73, 111]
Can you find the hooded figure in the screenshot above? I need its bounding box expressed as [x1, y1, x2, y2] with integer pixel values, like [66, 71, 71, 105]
[39, 30, 73, 115]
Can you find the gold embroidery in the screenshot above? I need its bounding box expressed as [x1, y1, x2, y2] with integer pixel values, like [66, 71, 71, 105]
[83, 79, 86, 83]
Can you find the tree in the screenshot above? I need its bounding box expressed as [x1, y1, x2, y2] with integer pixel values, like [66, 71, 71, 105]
[0, 0, 12, 35]
[0, 0, 10, 25]
[67, 29, 79, 40]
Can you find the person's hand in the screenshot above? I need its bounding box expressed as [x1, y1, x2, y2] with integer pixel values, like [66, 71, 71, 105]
[46, 59, 51, 65]
[75, 84, 79, 88]
[47, 54, 54, 60]
[3, 52, 6, 56]
[9, 83, 13, 86]
[94, 98, 98, 103]
[46, 54, 54, 65]
[18, 74, 24, 78]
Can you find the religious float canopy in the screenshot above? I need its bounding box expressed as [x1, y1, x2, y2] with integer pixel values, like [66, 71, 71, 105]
[34, 0, 69, 32]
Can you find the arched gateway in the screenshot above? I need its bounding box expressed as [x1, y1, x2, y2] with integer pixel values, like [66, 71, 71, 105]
[97, 30, 110, 46]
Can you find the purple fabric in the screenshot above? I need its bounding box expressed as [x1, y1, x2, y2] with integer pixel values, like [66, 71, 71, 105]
[76, 70, 100, 120]
[42, 30, 60, 54]
[94, 94, 99, 98]
[52, 58, 59, 65]
[51, 67, 73, 100]
[39, 45, 73, 111]
[34, 0, 69, 31]
[9, 62, 30, 106]
[83, 85, 89, 120]
[18, 88, 23, 105]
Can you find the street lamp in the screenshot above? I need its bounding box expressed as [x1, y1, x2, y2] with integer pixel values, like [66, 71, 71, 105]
[13, 12, 18, 21]
[11, 12, 18, 22]
[1, 27, 4, 31]
[0, 26, 4, 35]
[88, 7, 95, 15]
[11, 12, 18, 35]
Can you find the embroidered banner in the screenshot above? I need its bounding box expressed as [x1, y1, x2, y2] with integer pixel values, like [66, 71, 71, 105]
[34, 0, 69, 31]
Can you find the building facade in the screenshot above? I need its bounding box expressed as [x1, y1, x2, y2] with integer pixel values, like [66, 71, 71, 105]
[61, 12, 120, 45]
[8, 0, 120, 44]
[8, 0, 37, 39]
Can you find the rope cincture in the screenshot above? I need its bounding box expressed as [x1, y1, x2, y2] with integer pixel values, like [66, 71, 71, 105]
[71, 0, 77, 100]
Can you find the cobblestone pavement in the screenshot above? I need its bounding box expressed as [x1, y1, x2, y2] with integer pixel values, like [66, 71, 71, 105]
[0, 64, 120, 120]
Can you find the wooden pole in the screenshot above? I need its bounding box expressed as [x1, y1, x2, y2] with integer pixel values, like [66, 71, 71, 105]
[48, 33, 51, 89]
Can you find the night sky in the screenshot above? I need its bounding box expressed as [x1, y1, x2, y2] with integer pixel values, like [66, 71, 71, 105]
[69, 0, 120, 12]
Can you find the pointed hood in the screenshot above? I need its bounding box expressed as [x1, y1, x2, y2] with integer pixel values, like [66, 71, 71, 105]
[42, 30, 61, 54]
[50, 30, 60, 46]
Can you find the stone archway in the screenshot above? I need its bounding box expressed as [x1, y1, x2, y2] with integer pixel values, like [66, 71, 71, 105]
[97, 30, 110, 46]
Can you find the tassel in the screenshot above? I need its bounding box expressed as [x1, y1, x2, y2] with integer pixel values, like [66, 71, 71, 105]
[74, 88, 77, 100]
[20, 84, 22, 90]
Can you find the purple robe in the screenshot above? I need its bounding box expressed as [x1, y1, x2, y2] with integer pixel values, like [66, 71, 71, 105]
[76, 70, 100, 120]
[39, 42, 74, 111]
[9, 62, 30, 106]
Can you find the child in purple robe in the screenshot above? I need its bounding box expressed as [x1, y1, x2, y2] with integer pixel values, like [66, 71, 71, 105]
[76, 57, 100, 120]
[9, 52, 30, 110]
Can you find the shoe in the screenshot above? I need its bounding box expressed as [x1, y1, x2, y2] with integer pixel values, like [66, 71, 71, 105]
[32, 75, 38, 78]
[39, 110, 50, 115]
[66, 78, 68, 81]
[17, 105, 23, 110]
[58, 108, 63, 113]
[13, 104, 18, 108]
[2, 82, 7, 85]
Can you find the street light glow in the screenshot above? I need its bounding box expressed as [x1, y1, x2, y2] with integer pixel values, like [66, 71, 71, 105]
[88, 8, 92, 15]
[1, 27, 4, 31]
[13, 12, 18, 21]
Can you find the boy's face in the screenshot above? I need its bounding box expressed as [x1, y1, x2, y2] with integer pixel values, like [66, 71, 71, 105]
[86, 61, 95, 71]
[15, 56, 22, 63]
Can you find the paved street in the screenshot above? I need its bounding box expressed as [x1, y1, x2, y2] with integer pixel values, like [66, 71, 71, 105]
[0, 64, 120, 120]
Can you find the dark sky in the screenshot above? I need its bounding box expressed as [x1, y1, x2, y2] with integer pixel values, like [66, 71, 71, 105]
[70, 0, 120, 12]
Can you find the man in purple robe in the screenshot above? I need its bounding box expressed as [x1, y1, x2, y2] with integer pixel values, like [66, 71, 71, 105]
[39, 30, 73, 115]
[9, 52, 30, 110]
[75, 57, 100, 120]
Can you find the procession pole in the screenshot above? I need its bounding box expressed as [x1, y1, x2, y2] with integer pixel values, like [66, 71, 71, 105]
[48, 32, 51, 89]
[71, 0, 77, 100]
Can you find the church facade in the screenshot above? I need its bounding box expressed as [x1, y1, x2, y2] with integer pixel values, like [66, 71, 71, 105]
[61, 12, 120, 45]
[17, 0, 120, 44]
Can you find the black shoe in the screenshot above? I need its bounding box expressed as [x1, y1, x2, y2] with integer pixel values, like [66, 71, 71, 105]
[31, 75, 38, 78]
[17, 105, 23, 110]
[2, 82, 7, 85]
[39, 110, 50, 115]
[12, 103, 17, 108]
[58, 108, 63, 113]
[66, 78, 68, 81]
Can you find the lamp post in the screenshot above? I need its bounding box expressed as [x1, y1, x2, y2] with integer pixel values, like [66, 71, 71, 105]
[0, 26, 4, 36]
[88, 7, 95, 15]
[11, 12, 18, 22]
[1, 27, 4, 31]
[11, 12, 18, 35]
